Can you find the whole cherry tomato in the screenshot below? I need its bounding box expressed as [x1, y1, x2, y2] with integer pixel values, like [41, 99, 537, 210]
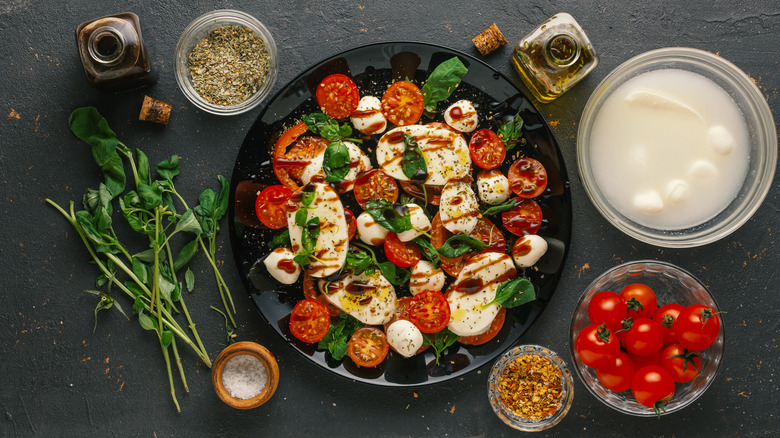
[660, 344, 702, 383]
[596, 351, 636, 392]
[620, 283, 657, 319]
[653, 303, 685, 346]
[623, 317, 664, 357]
[574, 324, 620, 369]
[631, 365, 675, 414]
[587, 291, 627, 333]
[676, 304, 721, 351]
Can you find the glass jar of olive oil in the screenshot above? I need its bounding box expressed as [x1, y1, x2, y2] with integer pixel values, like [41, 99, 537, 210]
[512, 13, 598, 103]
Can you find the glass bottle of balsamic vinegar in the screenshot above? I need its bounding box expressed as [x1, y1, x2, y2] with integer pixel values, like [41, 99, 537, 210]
[76, 12, 155, 91]
[512, 13, 599, 103]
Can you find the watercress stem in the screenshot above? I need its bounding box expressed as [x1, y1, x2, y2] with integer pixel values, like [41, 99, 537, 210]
[198, 236, 236, 320]
[170, 332, 189, 393]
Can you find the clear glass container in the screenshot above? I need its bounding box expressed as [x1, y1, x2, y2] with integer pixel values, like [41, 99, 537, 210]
[512, 12, 599, 103]
[76, 12, 155, 91]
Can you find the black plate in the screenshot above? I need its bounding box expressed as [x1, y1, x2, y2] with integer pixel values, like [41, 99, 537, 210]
[228, 42, 571, 386]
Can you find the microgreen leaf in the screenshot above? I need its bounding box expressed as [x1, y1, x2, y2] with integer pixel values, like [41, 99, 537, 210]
[68, 107, 126, 198]
[160, 330, 173, 349]
[185, 268, 195, 292]
[138, 312, 156, 331]
[175, 209, 204, 235]
[156, 156, 180, 181]
[173, 239, 198, 272]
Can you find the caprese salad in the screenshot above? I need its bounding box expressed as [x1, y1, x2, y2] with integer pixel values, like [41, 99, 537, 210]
[255, 57, 551, 367]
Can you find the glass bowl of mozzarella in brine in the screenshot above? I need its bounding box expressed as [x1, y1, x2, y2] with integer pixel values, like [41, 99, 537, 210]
[577, 47, 776, 248]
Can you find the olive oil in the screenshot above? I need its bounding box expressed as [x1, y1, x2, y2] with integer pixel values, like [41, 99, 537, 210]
[512, 13, 598, 103]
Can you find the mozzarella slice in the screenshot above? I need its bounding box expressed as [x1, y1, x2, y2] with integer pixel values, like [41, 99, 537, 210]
[263, 247, 301, 284]
[439, 181, 479, 234]
[396, 203, 432, 242]
[511, 235, 548, 268]
[376, 124, 470, 186]
[447, 252, 516, 337]
[350, 96, 387, 135]
[322, 270, 397, 325]
[285, 183, 349, 278]
[443, 100, 478, 133]
[409, 260, 446, 295]
[300, 141, 371, 192]
[476, 170, 511, 205]
[356, 211, 389, 245]
[386, 320, 424, 358]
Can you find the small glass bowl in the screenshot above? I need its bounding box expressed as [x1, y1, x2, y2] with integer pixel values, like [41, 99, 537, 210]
[175, 10, 278, 115]
[488, 345, 574, 432]
[569, 260, 725, 416]
[577, 47, 776, 248]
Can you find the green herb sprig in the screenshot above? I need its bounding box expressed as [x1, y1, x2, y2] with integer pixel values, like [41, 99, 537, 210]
[401, 133, 428, 183]
[303, 112, 362, 143]
[318, 313, 362, 360]
[497, 110, 524, 151]
[422, 328, 460, 365]
[351, 242, 411, 285]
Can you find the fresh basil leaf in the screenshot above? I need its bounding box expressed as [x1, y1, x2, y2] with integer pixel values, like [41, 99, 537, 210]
[301, 184, 316, 207]
[378, 261, 411, 286]
[272, 229, 291, 248]
[323, 140, 351, 183]
[401, 134, 428, 183]
[364, 200, 413, 233]
[437, 234, 488, 258]
[480, 199, 517, 216]
[414, 236, 441, 267]
[295, 208, 308, 227]
[293, 253, 311, 269]
[302, 217, 321, 255]
[68, 107, 126, 198]
[487, 277, 536, 308]
[304, 112, 354, 142]
[346, 250, 373, 275]
[498, 111, 524, 151]
[421, 57, 468, 113]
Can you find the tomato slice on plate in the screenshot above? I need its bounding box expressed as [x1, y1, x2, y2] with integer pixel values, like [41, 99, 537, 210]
[289, 299, 331, 343]
[353, 169, 399, 207]
[381, 81, 424, 126]
[508, 157, 548, 198]
[348, 327, 390, 367]
[344, 208, 357, 241]
[408, 290, 451, 333]
[502, 198, 542, 236]
[431, 213, 505, 277]
[469, 129, 506, 170]
[384, 232, 421, 267]
[399, 180, 442, 206]
[254, 185, 293, 229]
[302, 273, 342, 317]
[316, 74, 359, 119]
[273, 121, 329, 191]
[458, 306, 506, 345]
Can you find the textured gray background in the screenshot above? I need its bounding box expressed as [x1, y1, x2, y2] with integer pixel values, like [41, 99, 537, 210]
[1, 0, 778, 436]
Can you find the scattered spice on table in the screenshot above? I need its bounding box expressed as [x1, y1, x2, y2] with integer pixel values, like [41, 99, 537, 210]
[222, 354, 268, 400]
[188, 25, 269, 106]
[498, 354, 563, 421]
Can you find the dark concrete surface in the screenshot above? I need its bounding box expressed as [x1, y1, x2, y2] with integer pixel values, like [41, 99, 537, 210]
[1, 1, 778, 436]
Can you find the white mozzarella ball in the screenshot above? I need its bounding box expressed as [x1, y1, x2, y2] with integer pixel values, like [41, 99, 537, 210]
[350, 96, 387, 135]
[443, 100, 478, 133]
[439, 181, 480, 234]
[688, 160, 719, 180]
[263, 247, 301, 284]
[708, 125, 735, 155]
[409, 260, 446, 295]
[664, 179, 689, 204]
[633, 190, 664, 214]
[476, 170, 511, 205]
[386, 320, 424, 358]
[356, 211, 389, 246]
[397, 203, 432, 242]
[511, 235, 548, 268]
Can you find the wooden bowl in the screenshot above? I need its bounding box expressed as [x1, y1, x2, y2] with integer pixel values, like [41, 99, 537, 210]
[211, 341, 280, 409]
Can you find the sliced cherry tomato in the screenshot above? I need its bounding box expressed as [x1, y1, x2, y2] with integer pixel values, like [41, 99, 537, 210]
[676, 304, 721, 351]
[631, 365, 675, 411]
[254, 185, 293, 229]
[302, 272, 342, 317]
[353, 169, 399, 208]
[623, 317, 664, 357]
[399, 180, 442, 206]
[508, 157, 548, 198]
[344, 208, 357, 241]
[660, 344, 701, 383]
[431, 214, 505, 277]
[587, 290, 628, 333]
[596, 351, 635, 392]
[574, 323, 620, 369]
[653, 303, 685, 346]
[384, 232, 421, 268]
[620, 283, 658, 319]
[469, 129, 506, 170]
[459, 307, 506, 346]
[316, 74, 359, 119]
[501, 198, 542, 237]
[381, 81, 424, 126]
[289, 299, 331, 343]
[408, 290, 451, 333]
[347, 327, 389, 367]
[273, 124, 329, 191]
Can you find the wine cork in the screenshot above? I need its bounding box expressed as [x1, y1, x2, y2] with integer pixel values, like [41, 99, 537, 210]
[139, 95, 171, 125]
[472, 23, 508, 55]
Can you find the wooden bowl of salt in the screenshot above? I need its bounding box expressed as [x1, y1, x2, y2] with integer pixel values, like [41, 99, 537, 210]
[212, 341, 279, 409]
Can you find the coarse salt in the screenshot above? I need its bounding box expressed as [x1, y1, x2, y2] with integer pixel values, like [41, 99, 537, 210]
[221, 354, 268, 400]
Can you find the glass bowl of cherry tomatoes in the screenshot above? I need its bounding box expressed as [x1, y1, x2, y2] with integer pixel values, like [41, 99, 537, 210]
[569, 260, 725, 417]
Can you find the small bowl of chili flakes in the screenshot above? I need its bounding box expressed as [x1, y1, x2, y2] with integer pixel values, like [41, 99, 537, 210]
[487, 344, 574, 432]
[175, 9, 278, 115]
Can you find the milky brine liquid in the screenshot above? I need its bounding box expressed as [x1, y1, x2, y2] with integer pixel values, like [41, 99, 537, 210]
[589, 69, 749, 230]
